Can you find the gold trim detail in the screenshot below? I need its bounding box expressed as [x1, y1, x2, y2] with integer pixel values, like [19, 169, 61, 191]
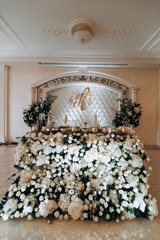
[72, 26, 93, 37]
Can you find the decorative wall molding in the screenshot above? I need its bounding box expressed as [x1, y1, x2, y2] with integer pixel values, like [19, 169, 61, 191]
[156, 69, 160, 146]
[0, 65, 8, 143]
[29, 87, 37, 104]
[130, 87, 139, 102]
[0, 16, 25, 48]
[36, 75, 129, 102]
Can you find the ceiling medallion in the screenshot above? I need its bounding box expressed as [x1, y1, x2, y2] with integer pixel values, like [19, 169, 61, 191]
[68, 18, 95, 44]
[36, 18, 131, 44]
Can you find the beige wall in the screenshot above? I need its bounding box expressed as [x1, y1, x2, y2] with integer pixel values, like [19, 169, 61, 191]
[8, 66, 159, 145]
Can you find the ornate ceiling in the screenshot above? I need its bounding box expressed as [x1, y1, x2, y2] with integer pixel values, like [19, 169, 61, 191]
[0, 0, 160, 67]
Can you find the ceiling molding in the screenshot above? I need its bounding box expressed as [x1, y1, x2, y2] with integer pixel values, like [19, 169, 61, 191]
[0, 16, 26, 49]
[141, 27, 160, 51]
[37, 27, 131, 37]
[1, 56, 160, 69]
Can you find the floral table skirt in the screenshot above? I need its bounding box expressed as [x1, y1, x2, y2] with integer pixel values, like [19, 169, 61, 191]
[0, 130, 158, 222]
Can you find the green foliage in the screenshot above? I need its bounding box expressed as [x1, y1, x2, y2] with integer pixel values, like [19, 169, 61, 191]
[23, 95, 57, 127]
[112, 98, 142, 128]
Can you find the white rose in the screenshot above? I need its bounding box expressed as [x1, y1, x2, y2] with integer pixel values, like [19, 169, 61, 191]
[14, 211, 20, 218]
[59, 214, 63, 221]
[39, 196, 44, 201]
[106, 214, 110, 220]
[93, 216, 99, 222]
[88, 195, 93, 201]
[27, 206, 33, 213]
[2, 214, 9, 221]
[8, 191, 14, 197]
[20, 194, 25, 201]
[83, 213, 88, 219]
[64, 214, 69, 220]
[54, 211, 60, 218]
[27, 215, 33, 221]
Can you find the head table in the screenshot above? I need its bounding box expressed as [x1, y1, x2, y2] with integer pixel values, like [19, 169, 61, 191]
[0, 128, 158, 222]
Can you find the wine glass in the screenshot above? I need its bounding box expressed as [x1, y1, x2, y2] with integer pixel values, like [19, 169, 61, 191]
[84, 121, 87, 128]
[84, 116, 88, 128]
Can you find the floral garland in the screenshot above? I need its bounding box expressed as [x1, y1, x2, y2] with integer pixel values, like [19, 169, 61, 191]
[23, 95, 57, 127]
[0, 131, 158, 222]
[112, 98, 142, 128]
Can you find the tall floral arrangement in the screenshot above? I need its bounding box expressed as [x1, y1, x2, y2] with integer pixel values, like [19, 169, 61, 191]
[23, 95, 57, 127]
[112, 98, 142, 128]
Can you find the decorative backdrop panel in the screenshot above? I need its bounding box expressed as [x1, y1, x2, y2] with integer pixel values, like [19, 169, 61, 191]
[37, 75, 129, 102]
[48, 84, 120, 127]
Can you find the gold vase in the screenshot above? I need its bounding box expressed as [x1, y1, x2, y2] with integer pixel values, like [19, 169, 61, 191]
[42, 126, 47, 132]
[102, 127, 108, 134]
[91, 127, 98, 133]
[52, 127, 59, 132]
[61, 128, 68, 133]
[71, 126, 78, 132]
[121, 127, 128, 134]
[82, 128, 89, 134]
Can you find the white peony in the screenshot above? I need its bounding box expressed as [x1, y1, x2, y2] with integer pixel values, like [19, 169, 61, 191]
[55, 145, 63, 153]
[36, 155, 46, 166]
[59, 194, 71, 211]
[31, 141, 42, 155]
[131, 155, 143, 168]
[122, 210, 136, 220]
[109, 189, 118, 204]
[3, 198, 18, 214]
[41, 177, 51, 189]
[19, 170, 33, 185]
[132, 192, 146, 212]
[147, 198, 158, 217]
[118, 157, 128, 170]
[70, 163, 81, 174]
[139, 183, 148, 196]
[126, 174, 139, 187]
[15, 143, 26, 161]
[44, 146, 52, 155]
[114, 148, 122, 158]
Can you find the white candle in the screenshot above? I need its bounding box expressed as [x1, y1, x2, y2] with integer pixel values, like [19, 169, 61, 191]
[64, 115, 67, 126]
[94, 114, 97, 127]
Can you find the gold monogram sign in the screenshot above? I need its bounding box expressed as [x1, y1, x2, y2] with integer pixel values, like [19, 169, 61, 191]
[70, 87, 91, 111]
